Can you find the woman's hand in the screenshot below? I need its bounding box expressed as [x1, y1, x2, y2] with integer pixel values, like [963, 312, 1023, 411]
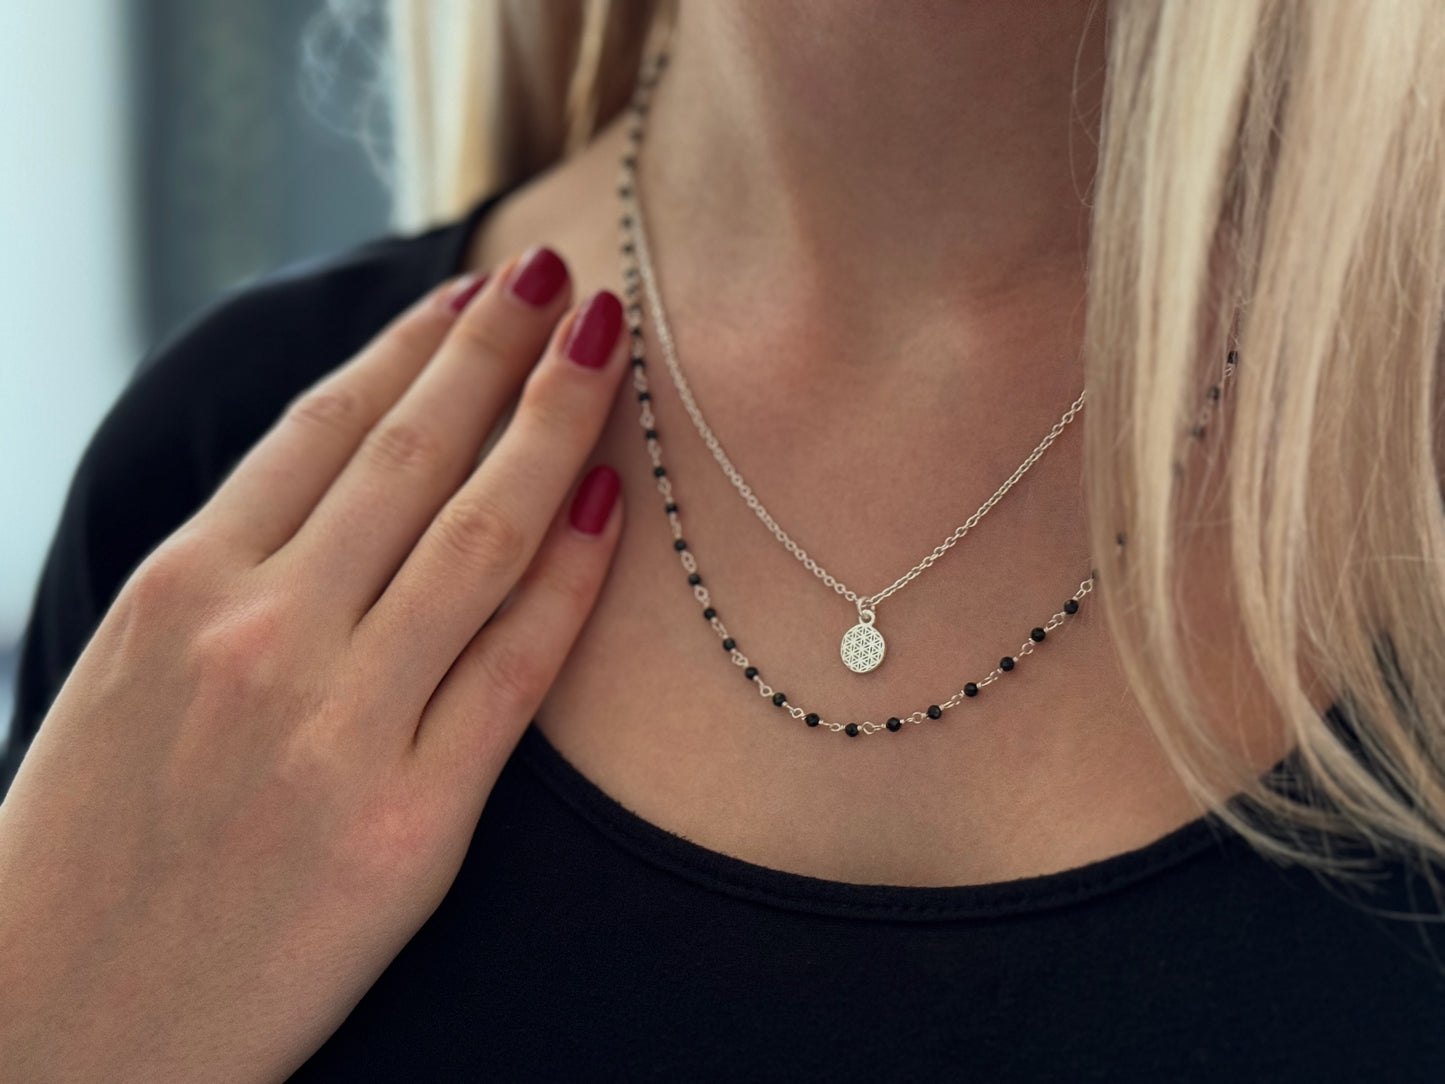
[0, 245, 626, 1082]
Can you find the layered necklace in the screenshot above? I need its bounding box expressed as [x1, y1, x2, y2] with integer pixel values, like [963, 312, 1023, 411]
[613, 47, 1236, 737]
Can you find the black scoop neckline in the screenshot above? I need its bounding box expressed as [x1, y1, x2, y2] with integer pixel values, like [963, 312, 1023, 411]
[513, 723, 1240, 923]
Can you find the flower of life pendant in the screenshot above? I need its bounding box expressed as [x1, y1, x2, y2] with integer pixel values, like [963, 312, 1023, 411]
[840, 608, 886, 673]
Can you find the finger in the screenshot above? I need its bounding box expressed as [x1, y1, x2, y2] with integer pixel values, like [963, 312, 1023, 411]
[411, 463, 623, 794]
[196, 272, 490, 557]
[353, 287, 629, 702]
[273, 245, 574, 617]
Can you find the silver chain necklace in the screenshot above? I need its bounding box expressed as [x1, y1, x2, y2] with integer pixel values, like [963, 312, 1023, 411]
[619, 54, 1086, 676]
[613, 47, 1237, 737]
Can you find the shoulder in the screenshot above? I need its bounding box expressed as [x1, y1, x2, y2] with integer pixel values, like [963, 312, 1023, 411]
[0, 195, 501, 787]
[125, 202, 495, 489]
[72, 206, 494, 591]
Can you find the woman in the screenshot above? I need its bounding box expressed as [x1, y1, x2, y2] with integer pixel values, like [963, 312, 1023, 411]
[2, 0, 1443, 1078]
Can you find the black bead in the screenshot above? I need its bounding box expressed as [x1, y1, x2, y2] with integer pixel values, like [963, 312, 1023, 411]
[805, 713, 820, 727]
[1030, 627, 1046, 642]
[772, 692, 787, 706]
[886, 717, 902, 732]
[845, 724, 860, 737]
[702, 607, 716, 620]
[1208, 384, 1221, 401]
[665, 501, 678, 513]
[620, 215, 634, 227]
[745, 666, 758, 679]
[1227, 349, 1239, 367]
[653, 466, 667, 477]
[1000, 656, 1015, 672]
[645, 428, 659, 439]
[687, 572, 701, 585]
[637, 391, 651, 401]
[927, 704, 942, 719]
[621, 241, 635, 254]
[1063, 599, 1079, 614]
[632, 358, 646, 369]
[722, 637, 736, 651]
[1116, 531, 1127, 547]
[964, 682, 979, 697]
[1190, 424, 1206, 439]
[673, 538, 687, 551]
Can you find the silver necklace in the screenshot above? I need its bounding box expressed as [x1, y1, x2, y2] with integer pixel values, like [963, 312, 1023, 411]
[619, 59, 1086, 675]
[614, 47, 1237, 736]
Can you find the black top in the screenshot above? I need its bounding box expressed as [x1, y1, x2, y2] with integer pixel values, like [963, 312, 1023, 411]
[5, 184, 1445, 1083]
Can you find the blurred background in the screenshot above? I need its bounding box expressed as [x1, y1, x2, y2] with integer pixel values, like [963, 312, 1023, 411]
[0, 1, 393, 747]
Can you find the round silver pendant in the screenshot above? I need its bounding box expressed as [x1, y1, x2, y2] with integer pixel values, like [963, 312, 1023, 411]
[840, 619, 886, 674]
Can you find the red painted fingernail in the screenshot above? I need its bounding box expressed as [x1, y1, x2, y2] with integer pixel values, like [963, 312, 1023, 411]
[508, 245, 568, 306]
[569, 464, 620, 534]
[444, 270, 490, 313]
[563, 291, 623, 368]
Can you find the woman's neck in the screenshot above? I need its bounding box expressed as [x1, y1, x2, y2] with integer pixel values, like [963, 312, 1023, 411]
[646, 0, 1107, 329]
[468, 1, 1241, 886]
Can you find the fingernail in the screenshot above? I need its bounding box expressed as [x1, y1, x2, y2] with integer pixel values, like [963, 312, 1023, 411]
[569, 464, 620, 534]
[507, 245, 568, 306]
[443, 271, 490, 313]
[563, 291, 623, 368]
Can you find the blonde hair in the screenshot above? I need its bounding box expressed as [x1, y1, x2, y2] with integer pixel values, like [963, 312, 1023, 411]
[385, 0, 672, 228]
[383, 0, 1445, 885]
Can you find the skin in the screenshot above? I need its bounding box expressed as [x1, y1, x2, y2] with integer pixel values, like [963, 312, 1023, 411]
[0, 0, 1296, 1077]
[476, 0, 1274, 887]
